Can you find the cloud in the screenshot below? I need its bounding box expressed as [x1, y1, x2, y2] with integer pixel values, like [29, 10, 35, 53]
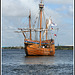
[2, 0, 73, 20]
[44, 7, 62, 24]
[56, 5, 73, 18]
[2, 0, 39, 16]
[2, 0, 73, 46]
[44, 0, 73, 5]
[68, 6, 73, 17]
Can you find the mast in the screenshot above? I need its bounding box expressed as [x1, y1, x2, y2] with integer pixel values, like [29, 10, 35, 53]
[39, 0, 44, 46]
[21, 29, 26, 39]
[46, 19, 48, 40]
[29, 11, 31, 40]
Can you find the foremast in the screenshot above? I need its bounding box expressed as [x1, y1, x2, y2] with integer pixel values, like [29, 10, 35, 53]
[29, 11, 31, 40]
[39, 0, 44, 46]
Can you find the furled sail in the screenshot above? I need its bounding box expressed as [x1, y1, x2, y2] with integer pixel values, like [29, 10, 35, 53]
[47, 17, 51, 28]
[43, 17, 51, 37]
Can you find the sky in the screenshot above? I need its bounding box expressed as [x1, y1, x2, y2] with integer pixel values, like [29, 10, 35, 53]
[2, 0, 74, 47]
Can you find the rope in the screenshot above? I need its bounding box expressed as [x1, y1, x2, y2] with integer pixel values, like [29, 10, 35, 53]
[37, 10, 40, 28]
[41, 10, 46, 40]
[44, 9, 49, 18]
[32, 9, 39, 28]
[42, 10, 45, 26]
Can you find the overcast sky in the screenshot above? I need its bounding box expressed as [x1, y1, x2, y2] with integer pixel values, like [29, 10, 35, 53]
[2, 0, 74, 47]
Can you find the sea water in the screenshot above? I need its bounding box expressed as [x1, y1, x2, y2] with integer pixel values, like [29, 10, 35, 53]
[2, 49, 73, 75]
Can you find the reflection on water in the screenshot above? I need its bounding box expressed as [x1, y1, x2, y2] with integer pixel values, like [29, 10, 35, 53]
[24, 56, 55, 65]
[2, 49, 73, 65]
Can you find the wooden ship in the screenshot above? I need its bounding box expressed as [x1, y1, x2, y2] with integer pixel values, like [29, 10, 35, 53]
[15, 1, 58, 56]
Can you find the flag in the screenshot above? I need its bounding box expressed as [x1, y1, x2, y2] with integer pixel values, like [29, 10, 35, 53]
[54, 34, 57, 36]
[51, 27, 53, 29]
[51, 22, 57, 26]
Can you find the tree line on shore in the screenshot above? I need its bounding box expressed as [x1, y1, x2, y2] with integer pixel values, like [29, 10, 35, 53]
[2, 46, 73, 50]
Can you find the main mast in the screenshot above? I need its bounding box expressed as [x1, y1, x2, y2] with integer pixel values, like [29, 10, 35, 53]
[39, 0, 44, 46]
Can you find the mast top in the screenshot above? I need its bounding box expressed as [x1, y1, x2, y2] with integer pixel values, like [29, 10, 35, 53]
[29, 10, 31, 18]
[39, 0, 44, 9]
[41, 0, 42, 3]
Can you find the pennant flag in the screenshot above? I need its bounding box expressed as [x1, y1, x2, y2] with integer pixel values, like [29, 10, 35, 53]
[51, 27, 53, 29]
[54, 34, 57, 36]
[51, 22, 57, 26]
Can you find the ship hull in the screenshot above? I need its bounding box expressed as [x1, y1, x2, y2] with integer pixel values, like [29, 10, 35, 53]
[24, 39, 55, 56]
[27, 44, 55, 56]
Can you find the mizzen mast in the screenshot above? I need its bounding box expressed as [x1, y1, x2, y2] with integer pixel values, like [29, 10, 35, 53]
[46, 19, 48, 40]
[39, 0, 44, 46]
[29, 11, 31, 40]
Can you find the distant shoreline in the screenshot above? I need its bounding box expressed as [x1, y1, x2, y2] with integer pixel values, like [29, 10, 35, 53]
[2, 46, 73, 50]
[55, 46, 73, 50]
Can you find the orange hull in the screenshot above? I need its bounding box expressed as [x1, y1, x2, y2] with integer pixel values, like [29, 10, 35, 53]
[25, 44, 55, 56]
[24, 39, 55, 56]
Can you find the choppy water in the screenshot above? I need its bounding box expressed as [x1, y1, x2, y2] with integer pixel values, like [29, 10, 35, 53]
[2, 49, 73, 75]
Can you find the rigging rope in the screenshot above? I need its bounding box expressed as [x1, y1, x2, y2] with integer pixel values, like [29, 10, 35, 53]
[32, 9, 39, 28]
[43, 10, 46, 24]
[41, 10, 46, 40]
